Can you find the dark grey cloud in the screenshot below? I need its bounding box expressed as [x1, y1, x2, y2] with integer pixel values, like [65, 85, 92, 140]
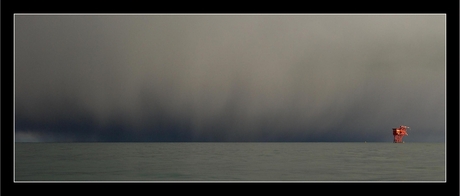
[14, 14, 445, 142]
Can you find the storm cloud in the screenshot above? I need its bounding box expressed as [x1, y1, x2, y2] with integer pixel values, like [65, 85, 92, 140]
[14, 14, 445, 142]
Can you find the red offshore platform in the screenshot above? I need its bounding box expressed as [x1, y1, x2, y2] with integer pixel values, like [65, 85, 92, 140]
[392, 125, 409, 143]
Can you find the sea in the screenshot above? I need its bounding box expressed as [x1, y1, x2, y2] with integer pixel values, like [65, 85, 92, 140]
[14, 142, 445, 182]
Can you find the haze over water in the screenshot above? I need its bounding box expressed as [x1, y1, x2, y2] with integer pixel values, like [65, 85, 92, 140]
[14, 14, 445, 143]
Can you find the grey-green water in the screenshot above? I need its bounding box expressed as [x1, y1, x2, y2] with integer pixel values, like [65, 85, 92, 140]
[14, 142, 445, 182]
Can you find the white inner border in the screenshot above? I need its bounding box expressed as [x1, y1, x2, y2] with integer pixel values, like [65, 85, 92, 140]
[13, 13, 447, 183]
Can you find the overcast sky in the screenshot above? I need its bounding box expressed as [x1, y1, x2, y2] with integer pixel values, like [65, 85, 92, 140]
[14, 14, 445, 142]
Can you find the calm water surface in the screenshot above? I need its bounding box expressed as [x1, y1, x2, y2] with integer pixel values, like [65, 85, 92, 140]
[15, 142, 445, 182]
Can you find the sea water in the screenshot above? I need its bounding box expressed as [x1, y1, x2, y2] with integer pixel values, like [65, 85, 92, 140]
[14, 142, 445, 182]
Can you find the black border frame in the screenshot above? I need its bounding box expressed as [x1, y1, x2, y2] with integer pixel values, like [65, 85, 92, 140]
[2, 1, 459, 194]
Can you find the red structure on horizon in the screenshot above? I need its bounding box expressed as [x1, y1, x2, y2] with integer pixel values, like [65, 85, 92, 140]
[393, 125, 409, 143]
